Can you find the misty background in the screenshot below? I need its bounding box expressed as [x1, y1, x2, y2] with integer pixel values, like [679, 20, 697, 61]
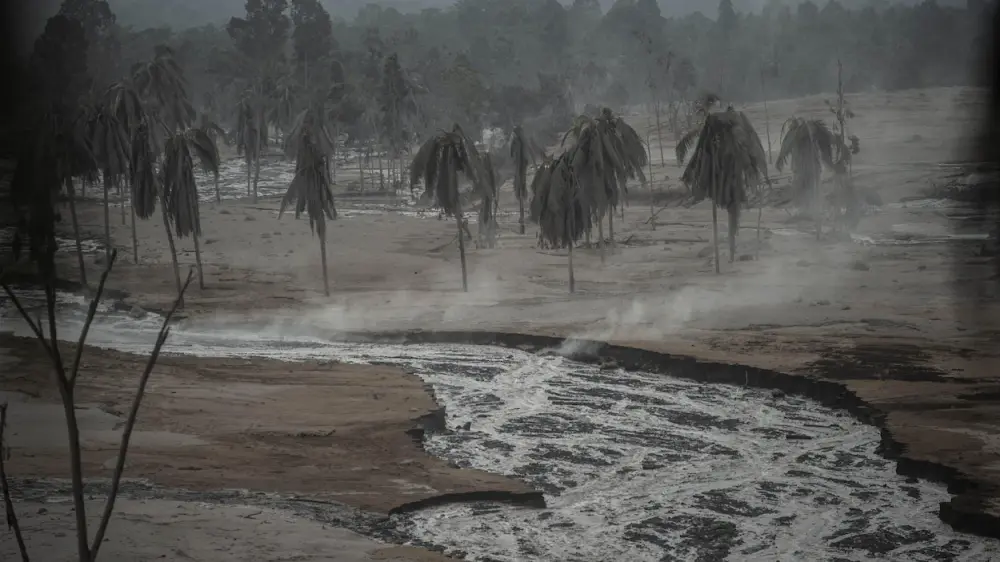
[8, 0, 994, 156]
[20, 0, 976, 32]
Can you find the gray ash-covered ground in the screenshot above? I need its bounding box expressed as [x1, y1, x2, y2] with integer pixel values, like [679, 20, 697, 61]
[1, 303, 998, 561]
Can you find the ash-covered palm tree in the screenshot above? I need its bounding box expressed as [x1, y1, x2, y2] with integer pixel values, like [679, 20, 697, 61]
[104, 81, 149, 262]
[86, 100, 130, 263]
[236, 92, 268, 203]
[509, 125, 545, 235]
[410, 124, 484, 292]
[161, 129, 220, 298]
[196, 112, 226, 202]
[107, 45, 195, 263]
[530, 152, 589, 293]
[775, 117, 838, 240]
[562, 107, 647, 261]
[678, 109, 768, 273]
[131, 45, 196, 134]
[279, 106, 337, 296]
[478, 152, 499, 249]
[268, 74, 299, 143]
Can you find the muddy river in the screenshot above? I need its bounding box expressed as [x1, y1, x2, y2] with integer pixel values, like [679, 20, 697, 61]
[1, 295, 998, 561]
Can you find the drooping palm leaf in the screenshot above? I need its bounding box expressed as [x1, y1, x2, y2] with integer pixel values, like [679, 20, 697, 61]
[478, 152, 499, 247]
[268, 74, 299, 135]
[409, 124, 485, 217]
[775, 117, 837, 205]
[132, 45, 195, 133]
[562, 108, 647, 222]
[532, 151, 588, 249]
[280, 126, 336, 234]
[235, 92, 268, 161]
[680, 109, 767, 209]
[87, 102, 130, 179]
[162, 133, 202, 238]
[129, 120, 159, 219]
[509, 125, 545, 202]
[285, 105, 335, 160]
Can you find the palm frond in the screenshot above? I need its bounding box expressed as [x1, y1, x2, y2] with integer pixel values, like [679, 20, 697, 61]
[532, 151, 588, 248]
[129, 121, 159, 219]
[676, 126, 701, 165]
[409, 123, 483, 216]
[280, 130, 336, 235]
[679, 110, 768, 209]
[776, 116, 839, 203]
[162, 132, 201, 238]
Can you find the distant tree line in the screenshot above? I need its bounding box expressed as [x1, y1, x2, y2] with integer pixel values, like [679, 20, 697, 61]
[71, 0, 991, 148]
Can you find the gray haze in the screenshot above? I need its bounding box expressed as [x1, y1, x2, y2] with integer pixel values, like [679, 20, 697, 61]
[21, 0, 970, 37]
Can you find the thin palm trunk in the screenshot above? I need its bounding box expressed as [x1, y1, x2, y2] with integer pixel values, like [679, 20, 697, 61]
[246, 157, 252, 198]
[597, 214, 605, 263]
[457, 215, 468, 292]
[647, 127, 655, 230]
[387, 150, 394, 188]
[65, 177, 88, 287]
[129, 186, 138, 264]
[332, 126, 338, 182]
[399, 148, 409, 194]
[358, 150, 368, 193]
[654, 100, 665, 166]
[192, 232, 204, 289]
[815, 179, 822, 241]
[102, 171, 112, 261]
[761, 68, 773, 164]
[118, 178, 126, 225]
[728, 203, 738, 263]
[252, 144, 262, 203]
[756, 204, 763, 260]
[377, 148, 385, 190]
[215, 171, 221, 203]
[609, 210, 615, 247]
[568, 209, 576, 294]
[320, 223, 329, 296]
[519, 197, 525, 235]
[712, 204, 720, 274]
[161, 201, 184, 307]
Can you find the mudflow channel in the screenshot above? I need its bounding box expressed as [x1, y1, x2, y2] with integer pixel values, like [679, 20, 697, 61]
[1, 294, 999, 562]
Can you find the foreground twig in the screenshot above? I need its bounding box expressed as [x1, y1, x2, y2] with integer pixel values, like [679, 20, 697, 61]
[70, 253, 117, 388]
[0, 251, 192, 562]
[89, 269, 193, 560]
[0, 403, 30, 561]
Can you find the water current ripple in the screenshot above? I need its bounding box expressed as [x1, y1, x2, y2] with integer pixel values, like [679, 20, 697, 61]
[0, 299, 998, 561]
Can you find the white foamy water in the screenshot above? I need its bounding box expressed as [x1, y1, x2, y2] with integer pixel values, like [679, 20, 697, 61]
[0, 298, 997, 561]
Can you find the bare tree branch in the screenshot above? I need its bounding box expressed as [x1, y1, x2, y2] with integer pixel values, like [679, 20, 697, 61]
[0, 403, 30, 561]
[41, 282, 90, 562]
[89, 269, 193, 561]
[70, 250, 118, 388]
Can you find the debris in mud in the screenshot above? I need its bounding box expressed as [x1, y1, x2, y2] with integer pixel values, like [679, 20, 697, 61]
[807, 343, 951, 382]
